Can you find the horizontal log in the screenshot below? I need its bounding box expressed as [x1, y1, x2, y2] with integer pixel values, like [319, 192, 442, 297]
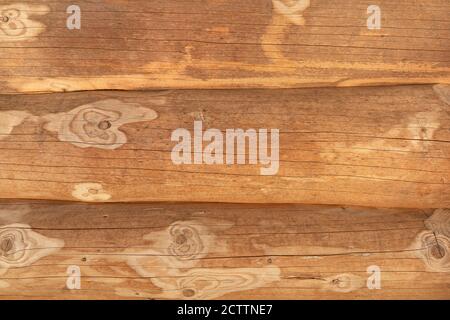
[0, 84, 449, 207]
[0, 0, 449, 93]
[0, 201, 448, 300]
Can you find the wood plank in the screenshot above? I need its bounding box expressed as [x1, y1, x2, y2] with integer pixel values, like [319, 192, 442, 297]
[0, 84, 449, 207]
[0, 201, 448, 300]
[0, 0, 449, 93]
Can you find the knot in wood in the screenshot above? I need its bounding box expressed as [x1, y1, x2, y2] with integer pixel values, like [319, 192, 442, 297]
[331, 274, 353, 290]
[0, 235, 14, 256]
[88, 188, 99, 195]
[168, 224, 204, 260]
[416, 232, 450, 272]
[175, 234, 187, 245]
[98, 120, 112, 130]
[430, 244, 446, 260]
[0, 230, 25, 262]
[182, 289, 195, 298]
[425, 209, 450, 238]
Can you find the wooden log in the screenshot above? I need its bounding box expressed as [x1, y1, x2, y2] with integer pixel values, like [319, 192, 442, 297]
[0, 84, 449, 207]
[0, 201, 448, 300]
[0, 0, 449, 93]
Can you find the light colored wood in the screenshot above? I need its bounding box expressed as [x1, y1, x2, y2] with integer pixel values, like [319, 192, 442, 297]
[0, 201, 448, 300]
[0, 85, 449, 207]
[1, 0, 448, 301]
[0, 0, 449, 93]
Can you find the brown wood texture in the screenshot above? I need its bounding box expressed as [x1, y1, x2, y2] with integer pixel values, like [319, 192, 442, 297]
[0, 201, 449, 300]
[0, 0, 449, 93]
[0, 0, 449, 301]
[0, 84, 449, 208]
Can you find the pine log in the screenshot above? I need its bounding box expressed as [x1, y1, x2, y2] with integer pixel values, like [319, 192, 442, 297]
[0, 85, 449, 207]
[0, 201, 449, 300]
[0, 0, 449, 93]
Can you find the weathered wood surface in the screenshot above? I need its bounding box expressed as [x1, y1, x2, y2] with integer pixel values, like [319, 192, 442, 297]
[0, 84, 449, 207]
[0, 0, 449, 93]
[0, 201, 448, 300]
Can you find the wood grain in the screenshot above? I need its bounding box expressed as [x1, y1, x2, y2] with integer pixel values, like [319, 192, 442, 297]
[1, 0, 449, 301]
[0, 84, 449, 207]
[0, 201, 448, 300]
[0, 0, 449, 93]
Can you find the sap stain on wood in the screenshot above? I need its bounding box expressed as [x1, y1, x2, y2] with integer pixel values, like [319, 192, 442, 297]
[43, 99, 159, 149]
[272, 0, 310, 25]
[0, 201, 448, 299]
[0, 0, 449, 301]
[1, 0, 449, 93]
[434, 85, 450, 106]
[0, 98, 159, 148]
[0, 85, 448, 207]
[120, 220, 280, 299]
[0, 224, 63, 269]
[0, 3, 49, 41]
[412, 209, 450, 272]
[0, 111, 32, 140]
[71, 183, 112, 202]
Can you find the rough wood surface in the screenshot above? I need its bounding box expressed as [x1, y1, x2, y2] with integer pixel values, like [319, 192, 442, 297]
[0, 0, 449, 93]
[0, 84, 449, 207]
[0, 201, 448, 300]
[1, 0, 449, 302]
